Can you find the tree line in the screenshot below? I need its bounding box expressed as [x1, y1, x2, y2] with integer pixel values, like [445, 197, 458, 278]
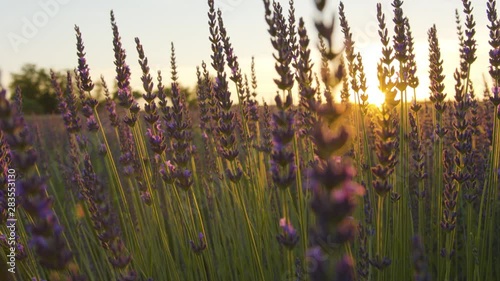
[4, 64, 197, 114]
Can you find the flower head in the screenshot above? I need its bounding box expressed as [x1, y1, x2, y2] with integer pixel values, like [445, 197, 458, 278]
[276, 218, 299, 250]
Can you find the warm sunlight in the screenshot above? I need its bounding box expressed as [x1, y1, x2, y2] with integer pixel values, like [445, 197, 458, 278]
[2, 0, 499, 280]
[365, 87, 386, 109]
[355, 78, 431, 110]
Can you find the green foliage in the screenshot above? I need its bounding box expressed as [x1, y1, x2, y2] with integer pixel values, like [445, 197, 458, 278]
[9, 64, 66, 114]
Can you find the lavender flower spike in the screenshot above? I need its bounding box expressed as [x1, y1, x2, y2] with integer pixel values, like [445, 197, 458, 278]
[0, 89, 84, 279]
[276, 217, 299, 250]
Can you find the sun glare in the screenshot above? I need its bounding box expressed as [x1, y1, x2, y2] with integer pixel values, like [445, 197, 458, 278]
[365, 87, 386, 109]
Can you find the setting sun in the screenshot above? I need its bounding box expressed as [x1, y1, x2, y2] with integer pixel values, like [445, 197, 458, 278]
[355, 82, 430, 110]
[365, 87, 387, 109]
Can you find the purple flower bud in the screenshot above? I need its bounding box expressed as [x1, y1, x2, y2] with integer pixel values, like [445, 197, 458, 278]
[276, 218, 299, 250]
[189, 232, 207, 254]
[335, 255, 355, 281]
[98, 143, 107, 156]
[86, 115, 99, 132]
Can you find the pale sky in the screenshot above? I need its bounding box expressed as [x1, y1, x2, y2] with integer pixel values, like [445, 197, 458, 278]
[0, 0, 496, 104]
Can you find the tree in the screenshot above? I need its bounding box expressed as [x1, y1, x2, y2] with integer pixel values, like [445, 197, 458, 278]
[9, 64, 66, 114]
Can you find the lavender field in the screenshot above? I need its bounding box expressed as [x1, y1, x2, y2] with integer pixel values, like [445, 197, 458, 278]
[1, 0, 499, 280]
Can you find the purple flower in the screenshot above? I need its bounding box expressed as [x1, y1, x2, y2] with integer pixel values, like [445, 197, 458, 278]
[335, 255, 355, 281]
[86, 115, 99, 132]
[276, 218, 299, 250]
[190, 232, 207, 254]
[74, 25, 94, 92]
[0, 89, 76, 272]
[306, 247, 327, 281]
[111, 11, 139, 127]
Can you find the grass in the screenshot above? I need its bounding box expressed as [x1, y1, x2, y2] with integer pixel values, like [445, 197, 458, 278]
[1, 0, 500, 280]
